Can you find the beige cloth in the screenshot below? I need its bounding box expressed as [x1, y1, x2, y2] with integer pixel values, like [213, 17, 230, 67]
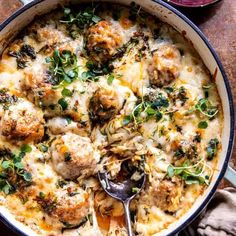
[182, 187, 236, 236]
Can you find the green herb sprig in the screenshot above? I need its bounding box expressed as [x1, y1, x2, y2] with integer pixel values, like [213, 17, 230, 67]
[167, 158, 212, 185]
[61, 7, 101, 30]
[0, 146, 33, 195]
[123, 93, 169, 126]
[45, 50, 78, 86]
[195, 98, 218, 119]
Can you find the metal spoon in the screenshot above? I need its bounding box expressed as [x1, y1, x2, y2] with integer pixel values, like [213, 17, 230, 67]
[98, 162, 146, 236]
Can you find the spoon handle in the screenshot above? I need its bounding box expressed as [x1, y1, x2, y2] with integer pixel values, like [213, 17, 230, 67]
[123, 200, 133, 236]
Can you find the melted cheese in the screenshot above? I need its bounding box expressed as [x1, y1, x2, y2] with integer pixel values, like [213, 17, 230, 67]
[0, 3, 223, 236]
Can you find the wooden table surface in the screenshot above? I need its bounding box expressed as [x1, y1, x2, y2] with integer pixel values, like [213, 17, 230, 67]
[0, 0, 235, 235]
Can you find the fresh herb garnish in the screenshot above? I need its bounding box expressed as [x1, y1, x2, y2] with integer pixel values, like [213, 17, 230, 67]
[123, 93, 169, 126]
[107, 74, 115, 85]
[86, 59, 113, 76]
[0, 148, 33, 194]
[195, 98, 218, 119]
[193, 133, 201, 143]
[206, 138, 219, 160]
[122, 115, 132, 125]
[8, 44, 36, 69]
[45, 50, 78, 86]
[58, 98, 68, 110]
[60, 6, 101, 33]
[57, 179, 68, 188]
[177, 86, 188, 105]
[65, 116, 72, 124]
[129, 2, 147, 22]
[164, 86, 174, 94]
[198, 121, 208, 129]
[38, 144, 48, 153]
[21, 144, 32, 153]
[167, 158, 211, 185]
[61, 88, 73, 97]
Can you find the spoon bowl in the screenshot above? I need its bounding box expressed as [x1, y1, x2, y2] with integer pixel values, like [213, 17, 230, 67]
[98, 171, 146, 201]
[98, 162, 146, 236]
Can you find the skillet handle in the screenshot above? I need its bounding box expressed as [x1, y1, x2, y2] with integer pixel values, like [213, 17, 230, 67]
[224, 166, 236, 188]
[19, 0, 34, 5]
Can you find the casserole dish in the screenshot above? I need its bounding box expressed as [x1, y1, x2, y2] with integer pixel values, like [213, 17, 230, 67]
[0, 0, 235, 235]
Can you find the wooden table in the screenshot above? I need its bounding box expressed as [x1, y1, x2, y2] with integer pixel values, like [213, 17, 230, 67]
[0, 0, 235, 235]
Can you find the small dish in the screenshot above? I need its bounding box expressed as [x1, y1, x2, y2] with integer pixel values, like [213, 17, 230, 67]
[165, 0, 222, 8]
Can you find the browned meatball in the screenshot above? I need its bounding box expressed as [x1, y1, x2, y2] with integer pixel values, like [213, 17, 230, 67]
[0, 100, 45, 143]
[89, 87, 122, 124]
[148, 44, 181, 87]
[51, 133, 100, 180]
[86, 20, 123, 65]
[53, 188, 89, 225]
[37, 187, 90, 226]
[151, 177, 183, 212]
[21, 72, 60, 107]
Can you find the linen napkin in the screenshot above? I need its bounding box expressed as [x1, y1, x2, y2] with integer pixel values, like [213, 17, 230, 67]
[182, 187, 236, 236]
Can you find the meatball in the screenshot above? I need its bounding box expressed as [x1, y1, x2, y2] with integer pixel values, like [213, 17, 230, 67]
[31, 23, 66, 47]
[148, 44, 181, 87]
[38, 187, 90, 226]
[0, 99, 45, 142]
[86, 20, 123, 65]
[89, 87, 122, 124]
[151, 177, 183, 212]
[51, 133, 100, 180]
[22, 72, 60, 107]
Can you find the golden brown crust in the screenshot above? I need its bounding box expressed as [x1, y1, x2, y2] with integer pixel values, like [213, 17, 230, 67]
[86, 20, 123, 65]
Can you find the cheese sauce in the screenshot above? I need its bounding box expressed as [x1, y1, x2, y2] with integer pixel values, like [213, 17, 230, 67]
[0, 3, 222, 236]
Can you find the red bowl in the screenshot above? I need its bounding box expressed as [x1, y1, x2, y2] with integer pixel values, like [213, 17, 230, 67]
[165, 0, 222, 7]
